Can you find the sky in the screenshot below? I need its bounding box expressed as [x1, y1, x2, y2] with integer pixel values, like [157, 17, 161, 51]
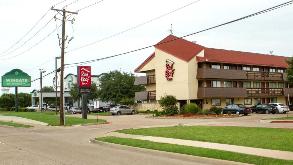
[0, 0, 292, 94]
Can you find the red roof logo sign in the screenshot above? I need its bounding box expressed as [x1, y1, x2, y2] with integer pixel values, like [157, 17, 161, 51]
[165, 59, 175, 81]
[77, 66, 91, 88]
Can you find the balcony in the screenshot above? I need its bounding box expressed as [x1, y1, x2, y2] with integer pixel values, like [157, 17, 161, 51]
[197, 68, 247, 80]
[246, 72, 284, 81]
[134, 75, 156, 85]
[198, 87, 247, 98]
[283, 88, 293, 96]
[197, 68, 285, 81]
[135, 91, 156, 101]
[246, 88, 283, 97]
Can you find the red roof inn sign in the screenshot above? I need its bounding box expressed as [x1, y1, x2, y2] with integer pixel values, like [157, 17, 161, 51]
[77, 66, 91, 89]
[165, 59, 175, 81]
[2, 69, 31, 87]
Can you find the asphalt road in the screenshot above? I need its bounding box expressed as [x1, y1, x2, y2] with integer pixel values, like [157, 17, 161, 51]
[0, 113, 292, 165]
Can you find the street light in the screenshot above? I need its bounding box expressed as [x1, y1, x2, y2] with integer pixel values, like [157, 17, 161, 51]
[39, 69, 46, 112]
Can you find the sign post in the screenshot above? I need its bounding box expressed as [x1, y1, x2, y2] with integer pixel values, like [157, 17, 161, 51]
[77, 66, 91, 119]
[1, 69, 31, 112]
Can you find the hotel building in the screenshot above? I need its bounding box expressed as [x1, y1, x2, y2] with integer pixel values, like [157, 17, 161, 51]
[134, 35, 293, 110]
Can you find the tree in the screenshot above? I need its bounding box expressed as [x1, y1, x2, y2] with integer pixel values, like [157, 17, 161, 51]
[69, 83, 99, 107]
[41, 86, 54, 92]
[0, 94, 15, 108]
[287, 57, 293, 84]
[18, 93, 31, 107]
[97, 71, 144, 104]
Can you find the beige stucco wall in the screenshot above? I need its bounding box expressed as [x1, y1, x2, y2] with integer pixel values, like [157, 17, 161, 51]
[135, 102, 162, 111]
[146, 84, 156, 91]
[140, 57, 156, 72]
[154, 49, 199, 100]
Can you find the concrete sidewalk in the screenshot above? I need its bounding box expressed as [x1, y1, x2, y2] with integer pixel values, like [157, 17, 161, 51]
[0, 115, 47, 126]
[107, 132, 293, 161]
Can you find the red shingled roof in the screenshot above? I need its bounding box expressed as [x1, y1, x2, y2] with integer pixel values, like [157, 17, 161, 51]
[155, 35, 204, 62]
[134, 52, 155, 72]
[135, 35, 288, 72]
[198, 48, 288, 68]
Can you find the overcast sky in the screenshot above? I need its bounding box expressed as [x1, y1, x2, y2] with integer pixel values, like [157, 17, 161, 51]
[0, 0, 292, 94]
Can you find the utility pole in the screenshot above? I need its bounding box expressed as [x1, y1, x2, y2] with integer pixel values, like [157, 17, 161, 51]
[39, 69, 46, 112]
[51, 7, 77, 126]
[55, 56, 61, 114]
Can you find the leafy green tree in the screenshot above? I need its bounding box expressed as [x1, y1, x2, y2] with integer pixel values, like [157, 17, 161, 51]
[69, 83, 99, 107]
[0, 94, 15, 108]
[97, 71, 144, 104]
[287, 57, 293, 84]
[41, 86, 54, 92]
[18, 93, 31, 107]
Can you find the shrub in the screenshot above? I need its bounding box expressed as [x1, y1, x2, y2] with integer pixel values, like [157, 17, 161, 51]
[182, 103, 200, 114]
[198, 109, 210, 115]
[210, 106, 222, 115]
[159, 95, 178, 116]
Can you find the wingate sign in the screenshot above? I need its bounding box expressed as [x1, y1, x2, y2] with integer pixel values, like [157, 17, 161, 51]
[77, 66, 91, 89]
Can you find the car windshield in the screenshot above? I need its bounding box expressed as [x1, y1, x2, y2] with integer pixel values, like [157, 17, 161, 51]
[237, 104, 245, 108]
[279, 104, 285, 106]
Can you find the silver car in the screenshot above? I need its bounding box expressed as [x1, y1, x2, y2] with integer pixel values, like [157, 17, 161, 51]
[269, 103, 289, 113]
[110, 105, 135, 115]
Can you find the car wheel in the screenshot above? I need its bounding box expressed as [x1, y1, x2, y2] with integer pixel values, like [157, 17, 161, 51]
[265, 110, 269, 114]
[117, 111, 121, 115]
[131, 110, 135, 115]
[244, 113, 248, 116]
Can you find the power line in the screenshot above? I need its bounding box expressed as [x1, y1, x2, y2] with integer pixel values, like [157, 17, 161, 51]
[0, 25, 61, 61]
[76, 0, 104, 12]
[65, 0, 293, 66]
[68, 0, 201, 52]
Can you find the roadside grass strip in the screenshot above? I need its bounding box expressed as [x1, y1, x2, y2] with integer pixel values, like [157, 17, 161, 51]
[269, 116, 293, 120]
[0, 112, 107, 126]
[0, 121, 32, 128]
[118, 126, 293, 152]
[96, 137, 293, 165]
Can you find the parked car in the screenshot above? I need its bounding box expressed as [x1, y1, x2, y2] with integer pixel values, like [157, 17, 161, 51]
[268, 103, 289, 113]
[222, 104, 251, 116]
[102, 104, 116, 112]
[110, 105, 135, 115]
[252, 104, 277, 114]
[25, 105, 39, 111]
[68, 107, 81, 114]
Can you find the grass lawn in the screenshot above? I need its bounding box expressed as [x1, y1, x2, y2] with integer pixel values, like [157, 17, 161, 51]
[0, 112, 107, 126]
[89, 112, 111, 116]
[0, 121, 32, 128]
[118, 126, 293, 152]
[269, 116, 293, 120]
[96, 137, 293, 165]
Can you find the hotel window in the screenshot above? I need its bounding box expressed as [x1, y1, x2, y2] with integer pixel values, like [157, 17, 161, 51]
[211, 64, 221, 69]
[278, 83, 284, 88]
[269, 68, 276, 72]
[253, 82, 261, 88]
[243, 82, 251, 88]
[226, 98, 233, 105]
[212, 81, 221, 87]
[269, 82, 278, 88]
[242, 66, 251, 71]
[270, 97, 277, 103]
[223, 65, 230, 70]
[252, 67, 259, 72]
[277, 69, 284, 73]
[224, 81, 232, 88]
[244, 98, 252, 105]
[211, 99, 221, 106]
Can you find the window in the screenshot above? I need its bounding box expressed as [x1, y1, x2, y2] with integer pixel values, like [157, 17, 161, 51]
[269, 68, 276, 72]
[211, 99, 221, 106]
[252, 67, 259, 72]
[212, 81, 221, 87]
[244, 98, 252, 105]
[223, 65, 230, 70]
[242, 66, 251, 71]
[269, 82, 277, 88]
[224, 81, 232, 88]
[277, 69, 284, 73]
[211, 64, 221, 69]
[270, 97, 277, 103]
[226, 98, 233, 105]
[243, 82, 251, 88]
[253, 82, 261, 88]
[278, 83, 284, 88]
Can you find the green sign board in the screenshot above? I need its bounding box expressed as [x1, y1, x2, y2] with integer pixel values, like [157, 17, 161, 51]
[1, 69, 31, 87]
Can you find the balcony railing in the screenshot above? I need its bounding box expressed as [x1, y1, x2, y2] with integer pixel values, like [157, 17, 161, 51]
[246, 72, 284, 81]
[147, 75, 156, 84]
[134, 75, 156, 85]
[246, 88, 283, 97]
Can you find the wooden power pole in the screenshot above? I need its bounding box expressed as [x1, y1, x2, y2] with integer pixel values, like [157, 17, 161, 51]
[51, 7, 77, 126]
